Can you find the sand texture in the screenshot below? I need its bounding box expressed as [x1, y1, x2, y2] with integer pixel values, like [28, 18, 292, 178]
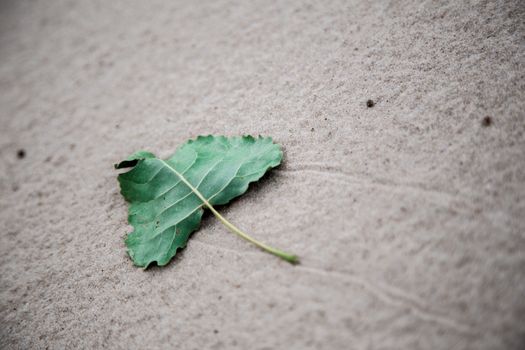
[1, 0, 524, 349]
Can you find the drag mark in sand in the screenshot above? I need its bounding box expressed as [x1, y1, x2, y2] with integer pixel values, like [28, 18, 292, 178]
[296, 264, 478, 336]
[276, 162, 475, 208]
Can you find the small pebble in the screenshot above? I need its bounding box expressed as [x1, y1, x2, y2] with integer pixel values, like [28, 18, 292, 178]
[481, 116, 492, 127]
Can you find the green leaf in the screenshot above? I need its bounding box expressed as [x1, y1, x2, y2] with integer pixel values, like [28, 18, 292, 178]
[116, 135, 298, 267]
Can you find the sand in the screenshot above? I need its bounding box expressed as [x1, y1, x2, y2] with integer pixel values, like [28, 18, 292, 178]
[1, 0, 524, 349]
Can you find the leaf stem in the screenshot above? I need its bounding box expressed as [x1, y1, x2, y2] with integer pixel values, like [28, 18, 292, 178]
[160, 160, 299, 264]
[205, 205, 299, 264]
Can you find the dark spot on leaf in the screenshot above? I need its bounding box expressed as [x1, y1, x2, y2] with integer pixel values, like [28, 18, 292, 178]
[17, 149, 25, 159]
[366, 99, 375, 108]
[481, 116, 492, 127]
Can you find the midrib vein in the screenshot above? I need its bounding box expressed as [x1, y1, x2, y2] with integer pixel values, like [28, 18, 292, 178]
[159, 160, 214, 210]
[147, 159, 241, 238]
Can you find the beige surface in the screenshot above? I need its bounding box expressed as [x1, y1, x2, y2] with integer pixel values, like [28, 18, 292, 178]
[1, 0, 524, 349]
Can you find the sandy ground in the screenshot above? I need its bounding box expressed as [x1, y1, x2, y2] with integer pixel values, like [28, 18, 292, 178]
[0, 0, 524, 349]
